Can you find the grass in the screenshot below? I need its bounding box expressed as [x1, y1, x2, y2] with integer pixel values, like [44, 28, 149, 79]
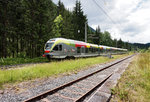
[111, 53, 150, 102]
[0, 54, 129, 89]
[0, 57, 48, 66]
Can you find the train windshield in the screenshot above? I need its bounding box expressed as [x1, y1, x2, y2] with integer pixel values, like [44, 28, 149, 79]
[45, 43, 54, 49]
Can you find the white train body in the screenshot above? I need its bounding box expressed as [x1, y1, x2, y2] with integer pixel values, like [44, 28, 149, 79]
[43, 38, 127, 59]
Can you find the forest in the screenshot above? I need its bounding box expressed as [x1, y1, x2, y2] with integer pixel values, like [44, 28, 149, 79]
[0, 0, 135, 58]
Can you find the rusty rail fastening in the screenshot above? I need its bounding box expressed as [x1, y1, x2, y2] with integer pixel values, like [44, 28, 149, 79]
[24, 54, 135, 102]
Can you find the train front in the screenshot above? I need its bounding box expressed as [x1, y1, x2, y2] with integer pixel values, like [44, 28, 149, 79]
[43, 39, 55, 60]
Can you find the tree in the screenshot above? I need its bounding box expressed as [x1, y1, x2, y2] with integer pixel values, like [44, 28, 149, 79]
[117, 38, 124, 48]
[94, 25, 102, 45]
[0, 0, 10, 58]
[23, 0, 56, 58]
[57, 1, 74, 39]
[113, 39, 118, 47]
[73, 0, 87, 41]
[52, 14, 63, 37]
[58, 0, 65, 16]
[0, 0, 58, 58]
[0, 0, 25, 58]
[61, 10, 74, 39]
[147, 47, 150, 52]
[101, 31, 113, 46]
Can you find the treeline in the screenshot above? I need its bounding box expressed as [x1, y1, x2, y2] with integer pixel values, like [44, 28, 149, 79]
[0, 0, 134, 58]
[0, 0, 87, 58]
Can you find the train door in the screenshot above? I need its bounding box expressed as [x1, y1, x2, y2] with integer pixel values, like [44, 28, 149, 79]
[63, 44, 68, 56]
[63, 44, 69, 57]
[77, 47, 81, 55]
[81, 46, 85, 55]
[67, 46, 75, 57]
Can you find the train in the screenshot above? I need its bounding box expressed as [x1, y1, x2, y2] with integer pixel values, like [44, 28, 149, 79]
[43, 38, 127, 59]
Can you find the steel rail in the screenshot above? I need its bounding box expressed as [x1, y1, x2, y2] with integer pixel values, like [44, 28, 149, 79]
[24, 54, 135, 102]
[75, 73, 113, 102]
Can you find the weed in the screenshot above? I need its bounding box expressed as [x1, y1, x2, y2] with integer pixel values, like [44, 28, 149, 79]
[111, 53, 150, 102]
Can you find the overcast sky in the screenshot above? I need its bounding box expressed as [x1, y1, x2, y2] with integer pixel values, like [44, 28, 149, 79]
[53, 0, 150, 44]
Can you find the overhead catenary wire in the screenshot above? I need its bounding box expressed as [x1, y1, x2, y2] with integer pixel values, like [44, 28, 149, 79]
[101, 0, 107, 5]
[96, 0, 110, 14]
[67, 0, 122, 31]
[71, 0, 125, 41]
[92, 0, 123, 30]
[92, 0, 116, 25]
[97, 0, 123, 26]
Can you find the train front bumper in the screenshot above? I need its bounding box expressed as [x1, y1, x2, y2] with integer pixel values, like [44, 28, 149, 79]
[43, 53, 54, 58]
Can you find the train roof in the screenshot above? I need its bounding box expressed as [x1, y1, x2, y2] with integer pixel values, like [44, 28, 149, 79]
[99, 45, 127, 51]
[47, 38, 127, 51]
[48, 38, 99, 48]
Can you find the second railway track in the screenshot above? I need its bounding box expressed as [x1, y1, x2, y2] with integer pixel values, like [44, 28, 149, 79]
[23, 54, 135, 102]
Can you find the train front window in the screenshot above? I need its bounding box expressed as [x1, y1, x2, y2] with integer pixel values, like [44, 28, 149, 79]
[45, 43, 53, 49]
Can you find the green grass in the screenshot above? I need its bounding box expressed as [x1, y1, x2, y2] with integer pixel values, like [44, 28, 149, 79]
[0, 57, 47, 66]
[0, 54, 129, 89]
[111, 53, 150, 102]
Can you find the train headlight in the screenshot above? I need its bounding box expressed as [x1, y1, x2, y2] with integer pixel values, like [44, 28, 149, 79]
[42, 54, 46, 57]
[45, 50, 50, 53]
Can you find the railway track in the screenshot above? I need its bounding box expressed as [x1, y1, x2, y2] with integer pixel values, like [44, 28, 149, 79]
[23, 54, 135, 102]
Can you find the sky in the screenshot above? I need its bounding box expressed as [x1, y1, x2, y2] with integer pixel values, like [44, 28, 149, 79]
[53, 0, 150, 44]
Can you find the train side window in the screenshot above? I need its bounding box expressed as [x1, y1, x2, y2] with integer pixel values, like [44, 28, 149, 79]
[81, 47, 84, 53]
[92, 48, 94, 52]
[88, 48, 90, 53]
[93, 48, 95, 52]
[97, 48, 98, 52]
[53, 45, 62, 51]
[53, 45, 59, 51]
[89, 48, 92, 53]
[85, 48, 88, 53]
[77, 47, 80, 53]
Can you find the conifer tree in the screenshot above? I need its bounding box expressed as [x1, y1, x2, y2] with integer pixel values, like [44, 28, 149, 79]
[73, 0, 87, 41]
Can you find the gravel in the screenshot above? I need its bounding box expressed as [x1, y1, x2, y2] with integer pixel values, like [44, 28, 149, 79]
[47, 94, 74, 102]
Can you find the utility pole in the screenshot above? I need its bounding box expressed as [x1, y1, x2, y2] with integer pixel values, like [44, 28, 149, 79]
[114, 33, 117, 48]
[128, 40, 129, 51]
[116, 39, 117, 48]
[85, 22, 87, 42]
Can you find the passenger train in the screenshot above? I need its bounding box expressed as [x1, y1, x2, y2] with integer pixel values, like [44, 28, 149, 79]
[43, 38, 127, 59]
